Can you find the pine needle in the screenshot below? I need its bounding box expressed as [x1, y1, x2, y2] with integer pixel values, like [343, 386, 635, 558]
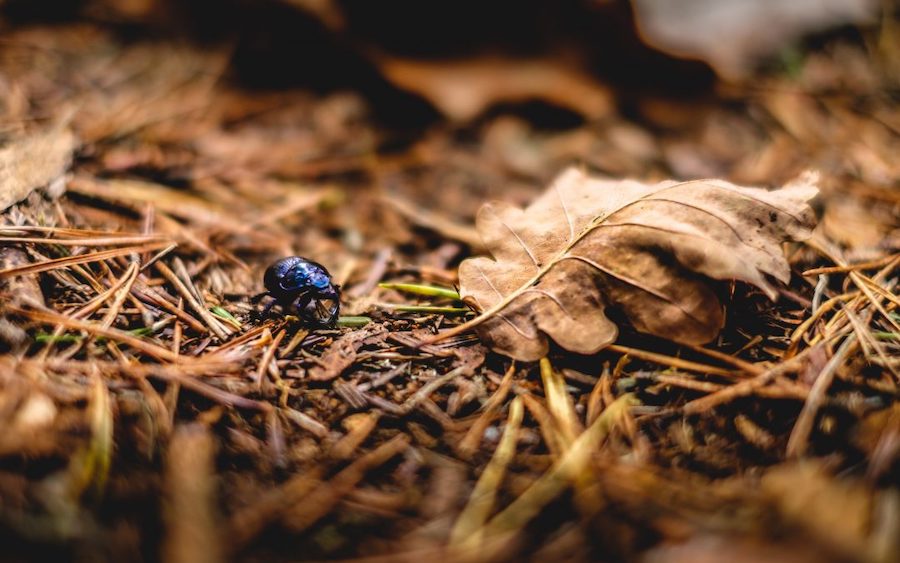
[478, 394, 636, 540]
[450, 396, 523, 547]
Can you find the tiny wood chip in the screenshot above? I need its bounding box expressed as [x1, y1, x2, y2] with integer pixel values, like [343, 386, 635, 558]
[307, 324, 388, 381]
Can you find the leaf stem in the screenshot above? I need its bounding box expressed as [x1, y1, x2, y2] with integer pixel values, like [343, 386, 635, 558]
[377, 303, 471, 314]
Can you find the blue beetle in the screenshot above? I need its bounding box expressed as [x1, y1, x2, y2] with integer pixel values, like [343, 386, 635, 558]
[261, 256, 340, 328]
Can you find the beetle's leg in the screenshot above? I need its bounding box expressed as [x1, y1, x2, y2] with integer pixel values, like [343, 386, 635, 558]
[259, 295, 279, 317]
[324, 300, 340, 326]
[322, 285, 341, 327]
[301, 287, 340, 328]
[314, 298, 340, 327]
[300, 293, 337, 327]
[250, 290, 270, 304]
[293, 293, 314, 318]
[251, 293, 278, 321]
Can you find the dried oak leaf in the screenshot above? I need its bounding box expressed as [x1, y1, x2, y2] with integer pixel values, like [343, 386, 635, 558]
[0, 126, 76, 212]
[455, 168, 818, 361]
[374, 55, 612, 123]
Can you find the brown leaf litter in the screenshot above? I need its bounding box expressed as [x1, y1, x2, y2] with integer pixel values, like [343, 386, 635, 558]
[0, 11, 898, 563]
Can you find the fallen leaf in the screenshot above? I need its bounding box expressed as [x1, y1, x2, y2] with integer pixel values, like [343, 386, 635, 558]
[454, 168, 818, 361]
[0, 127, 76, 212]
[373, 55, 612, 122]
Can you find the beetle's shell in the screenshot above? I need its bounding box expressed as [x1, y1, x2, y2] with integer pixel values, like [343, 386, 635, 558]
[264, 256, 332, 296]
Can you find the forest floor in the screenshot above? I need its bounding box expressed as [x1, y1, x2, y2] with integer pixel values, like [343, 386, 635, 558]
[0, 10, 898, 563]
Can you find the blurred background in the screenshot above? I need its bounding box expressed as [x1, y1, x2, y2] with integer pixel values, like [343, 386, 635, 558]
[2, 0, 895, 251]
[1, 1, 898, 562]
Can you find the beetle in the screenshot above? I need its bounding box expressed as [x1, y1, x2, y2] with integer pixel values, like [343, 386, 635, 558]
[260, 256, 340, 328]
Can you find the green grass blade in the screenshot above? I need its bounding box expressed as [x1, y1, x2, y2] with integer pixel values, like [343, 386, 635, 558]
[378, 282, 460, 300]
[337, 316, 371, 327]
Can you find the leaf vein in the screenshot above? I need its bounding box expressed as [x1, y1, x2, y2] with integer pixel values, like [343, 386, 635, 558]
[501, 220, 540, 270]
[561, 253, 710, 327]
